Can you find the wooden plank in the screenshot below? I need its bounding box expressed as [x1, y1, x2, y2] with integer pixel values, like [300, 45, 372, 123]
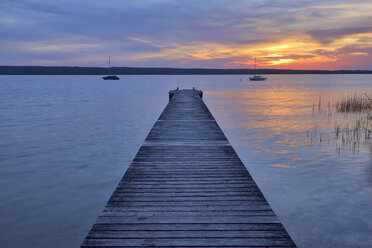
[86, 230, 290, 239]
[122, 175, 252, 180]
[111, 191, 262, 197]
[118, 178, 254, 183]
[108, 196, 265, 201]
[114, 190, 260, 195]
[106, 201, 268, 208]
[96, 215, 282, 224]
[81, 89, 296, 247]
[90, 223, 287, 231]
[126, 172, 248, 175]
[103, 205, 272, 211]
[115, 183, 257, 188]
[82, 237, 294, 247]
[100, 211, 276, 218]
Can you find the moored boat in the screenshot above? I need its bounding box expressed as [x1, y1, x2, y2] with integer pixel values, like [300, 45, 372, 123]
[249, 57, 267, 81]
[103, 56, 120, 80]
[102, 75, 120, 80]
[249, 75, 267, 81]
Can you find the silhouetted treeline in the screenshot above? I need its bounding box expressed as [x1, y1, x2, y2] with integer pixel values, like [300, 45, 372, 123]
[0, 66, 371, 75]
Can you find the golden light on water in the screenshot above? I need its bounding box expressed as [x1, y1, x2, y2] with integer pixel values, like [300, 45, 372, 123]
[206, 79, 372, 166]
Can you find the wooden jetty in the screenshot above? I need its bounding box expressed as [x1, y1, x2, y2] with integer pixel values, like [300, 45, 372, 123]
[81, 89, 296, 248]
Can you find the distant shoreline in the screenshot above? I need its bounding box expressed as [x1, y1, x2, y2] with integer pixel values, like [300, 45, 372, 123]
[0, 66, 371, 75]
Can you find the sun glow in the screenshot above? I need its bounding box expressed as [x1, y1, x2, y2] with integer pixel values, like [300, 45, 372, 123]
[124, 30, 372, 69]
[5, 1, 371, 69]
[268, 59, 295, 65]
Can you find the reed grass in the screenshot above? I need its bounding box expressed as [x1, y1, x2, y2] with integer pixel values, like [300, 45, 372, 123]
[335, 93, 371, 113]
[309, 93, 372, 153]
[334, 94, 372, 153]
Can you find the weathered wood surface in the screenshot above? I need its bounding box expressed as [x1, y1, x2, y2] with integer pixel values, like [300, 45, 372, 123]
[81, 89, 296, 248]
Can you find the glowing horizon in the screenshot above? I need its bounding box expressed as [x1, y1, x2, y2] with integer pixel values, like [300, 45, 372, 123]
[1, 0, 372, 70]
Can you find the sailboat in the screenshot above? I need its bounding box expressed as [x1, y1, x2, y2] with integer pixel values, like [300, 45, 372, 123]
[102, 56, 120, 80]
[249, 58, 267, 81]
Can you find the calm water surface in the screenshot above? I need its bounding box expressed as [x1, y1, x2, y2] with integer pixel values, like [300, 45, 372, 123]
[0, 75, 371, 248]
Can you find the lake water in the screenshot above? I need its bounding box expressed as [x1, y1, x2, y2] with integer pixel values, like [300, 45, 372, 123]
[0, 75, 371, 248]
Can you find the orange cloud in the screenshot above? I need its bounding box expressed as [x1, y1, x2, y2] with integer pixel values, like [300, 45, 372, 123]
[120, 1, 372, 69]
[124, 31, 371, 69]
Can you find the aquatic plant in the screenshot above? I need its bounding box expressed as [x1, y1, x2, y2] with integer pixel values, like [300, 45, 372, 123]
[365, 93, 372, 120]
[309, 93, 372, 154]
[336, 94, 372, 153]
[335, 93, 371, 113]
[365, 94, 372, 143]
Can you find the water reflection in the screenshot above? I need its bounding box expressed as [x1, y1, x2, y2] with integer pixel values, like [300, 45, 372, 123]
[309, 95, 372, 154]
[1, 75, 371, 248]
[208, 86, 319, 169]
[204, 75, 372, 247]
[208, 84, 372, 160]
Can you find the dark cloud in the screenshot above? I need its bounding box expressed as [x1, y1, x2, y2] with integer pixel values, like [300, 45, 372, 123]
[308, 26, 372, 43]
[0, 0, 295, 45]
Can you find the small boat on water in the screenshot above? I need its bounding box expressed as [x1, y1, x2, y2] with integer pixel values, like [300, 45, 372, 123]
[102, 75, 120, 80]
[103, 56, 120, 80]
[249, 58, 267, 81]
[249, 75, 267, 81]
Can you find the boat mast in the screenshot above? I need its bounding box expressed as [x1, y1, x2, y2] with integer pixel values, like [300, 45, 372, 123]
[254, 57, 256, 76]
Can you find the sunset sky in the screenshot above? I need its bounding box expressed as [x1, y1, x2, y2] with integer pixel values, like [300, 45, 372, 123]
[1, 0, 372, 70]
